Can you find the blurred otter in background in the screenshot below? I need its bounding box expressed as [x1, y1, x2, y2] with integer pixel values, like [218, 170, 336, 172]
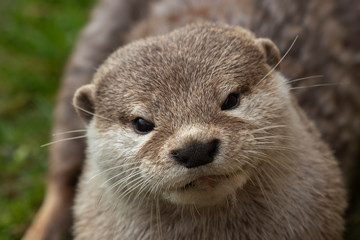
[23, 0, 360, 239]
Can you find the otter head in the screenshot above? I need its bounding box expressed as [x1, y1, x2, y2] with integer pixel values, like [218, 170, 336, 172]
[74, 22, 293, 207]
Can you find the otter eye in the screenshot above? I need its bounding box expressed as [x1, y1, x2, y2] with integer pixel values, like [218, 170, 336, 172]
[132, 118, 154, 134]
[221, 93, 240, 110]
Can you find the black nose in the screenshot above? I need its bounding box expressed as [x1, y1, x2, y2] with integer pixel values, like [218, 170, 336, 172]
[171, 139, 219, 168]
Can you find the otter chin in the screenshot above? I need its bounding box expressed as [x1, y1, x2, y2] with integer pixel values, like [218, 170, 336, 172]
[72, 22, 346, 240]
[165, 173, 248, 206]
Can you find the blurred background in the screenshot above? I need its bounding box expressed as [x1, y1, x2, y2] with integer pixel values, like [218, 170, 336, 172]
[0, 0, 94, 239]
[0, 0, 359, 239]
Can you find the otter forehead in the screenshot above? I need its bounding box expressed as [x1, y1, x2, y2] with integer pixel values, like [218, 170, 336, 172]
[93, 23, 270, 126]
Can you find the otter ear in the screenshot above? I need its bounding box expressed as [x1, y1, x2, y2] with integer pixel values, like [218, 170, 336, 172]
[73, 84, 95, 124]
[256, 38, 281, 70]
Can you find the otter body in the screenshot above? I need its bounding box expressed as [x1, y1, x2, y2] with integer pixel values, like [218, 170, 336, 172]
[73, 23, 345, 239]
[23, 0, 360, 239]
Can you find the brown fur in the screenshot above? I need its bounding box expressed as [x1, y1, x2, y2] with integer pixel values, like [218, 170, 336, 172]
[73, 23, 345, 239]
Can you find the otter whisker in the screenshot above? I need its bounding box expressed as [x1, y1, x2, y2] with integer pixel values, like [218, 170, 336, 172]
[288, 75, 323, 84]
[252, 135, 293, 141]
[87, 163, 139, 182]
[252, 145, 302, 152]
[148, 175, 166, 198]
[52, 129, 87, 136]
[142, 175, 162, 202]
[249, 140, 303, 150]
[250, 125, 288, 133]
[118, 178, 156, 208]
[117, 180, 145, 201]
[113, 174, 144, 198]
[240, 149, 294, 173]
[142, 181, 157, 206]
[234, 155, 259, 173]
[99, 166, 141, 186]
[259, 155, 291, 180]
[73, 103, 113, 122]
[40, 135, 87, 147]
[109, 174, 146, 212]
[134, 177, 153, 203]
[141, 179, 157, 203]
[97, 158, 140, 165]
[257, 35, 298, 86]
[249, 133, 298, 143]
[231, 159, 256, 186]
[193, 204, 201, 216]
[98, 157, 139, 164]
[114, 177, 147, 208]
[106, 171, 141, 196]
[109, 177, 145, 209]
[250, 141, 276, 145]
[101, 171, 140, 201]
[290, 82, 349, 90]
[253, 173, 277, 217]
[263, 161, 298, 203]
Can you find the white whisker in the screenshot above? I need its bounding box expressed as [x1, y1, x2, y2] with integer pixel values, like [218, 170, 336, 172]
[250, 125, 287, 133]
[88, 164, 140, 183]
[290, 82, 348, 90]
[288, 75, 323, 84]
[73, 103, 113, 121]
[52, 129, 87, 136]
[40, 135, 87, 147]
[257, 35, 298, 86]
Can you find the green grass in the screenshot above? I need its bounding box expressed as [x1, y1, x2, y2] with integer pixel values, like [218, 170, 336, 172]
[0, 0, 95, 239]
[0, 0, 359, 239]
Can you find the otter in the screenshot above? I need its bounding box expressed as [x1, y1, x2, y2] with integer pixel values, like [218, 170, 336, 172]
[24, 0, 360, 239]
[72, 23, 345, 239]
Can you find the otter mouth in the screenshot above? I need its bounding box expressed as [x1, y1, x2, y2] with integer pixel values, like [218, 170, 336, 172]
[166, 171, 247, 206]
[180, 174, 232, 191]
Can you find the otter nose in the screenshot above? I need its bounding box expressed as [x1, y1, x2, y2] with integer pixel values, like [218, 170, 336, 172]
[171, 139, 219, 168]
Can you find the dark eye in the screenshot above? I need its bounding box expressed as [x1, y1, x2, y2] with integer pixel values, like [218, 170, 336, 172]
[221, 93, 240, 110]
[132, 118, 155, 134]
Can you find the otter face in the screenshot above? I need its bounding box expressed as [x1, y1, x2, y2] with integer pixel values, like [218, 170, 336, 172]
[74, 23, 292, 207]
